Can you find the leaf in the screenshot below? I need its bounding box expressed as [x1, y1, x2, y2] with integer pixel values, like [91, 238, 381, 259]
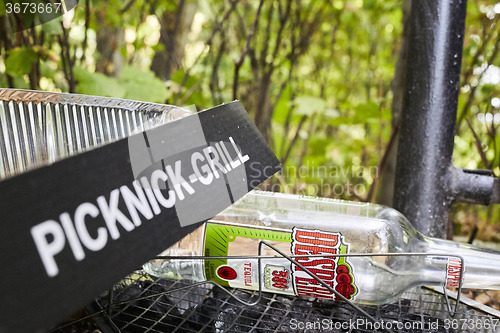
[73, 66, 126, 98]
[324, 108, 340, 119]
[272, 85, 291, 124]
[183, 90, 207, 106]
[329, 101, 382, 126]
[308, 137, 330, 156]
[0, 0, 6, 16]
[40, 61, 56, 79]
[5, 47, 38, 76]
[292, 96, 326, 116]
[353, 101, 379, 120]
[119, 65, 170, 103]
[0, 73, 7, 87]
[170, 69, 197, 90]
[328, 116, 353, 126]
[13, 76, 30, 89]
[480, 84, 495, 96]
[363, 0, 377, 10]
[41, 16, 63, 35]
[151, 43, 165, 52]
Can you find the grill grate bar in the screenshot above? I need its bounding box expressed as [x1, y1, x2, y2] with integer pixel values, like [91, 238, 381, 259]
[0, 89, 188, 181]
[72, 271, 498, 333]
[48, 270, 500, 333]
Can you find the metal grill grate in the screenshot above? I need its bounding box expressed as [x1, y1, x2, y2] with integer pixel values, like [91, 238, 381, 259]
[68, 270, 500, 333]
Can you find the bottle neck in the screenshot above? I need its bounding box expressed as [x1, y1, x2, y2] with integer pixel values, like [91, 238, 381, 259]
[422, 237, 500, 289]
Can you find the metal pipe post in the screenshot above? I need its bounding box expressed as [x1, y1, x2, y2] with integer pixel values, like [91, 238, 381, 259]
[394, 0, 468, 238]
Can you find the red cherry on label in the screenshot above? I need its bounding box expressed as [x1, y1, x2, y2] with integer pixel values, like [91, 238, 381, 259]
[336, 265, 349, 274]
[336, 283, 355, 298]
[336, 272, 352, 284]
[217, 266, 237, 280]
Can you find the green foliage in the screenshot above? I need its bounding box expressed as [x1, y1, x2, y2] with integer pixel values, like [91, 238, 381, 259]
[1, 0, 499, 231]
[120, 66, 170, 103]
[0, 0, 6, 16]
[272, 86, 292, 124]
[170, 69, 197, 91]
[292, 96, 326, 116]
[41, 17, 63, 35]
[5, 48, 37, 76]
[73, 66, 170, 103]
[328, 102, 385, 126]
[74, 66, 126, 98]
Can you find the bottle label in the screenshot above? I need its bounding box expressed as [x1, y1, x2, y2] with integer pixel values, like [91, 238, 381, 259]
[446, 258, 464, 288]
[291, 228, 357, 300]
[203, 222, 358, 300]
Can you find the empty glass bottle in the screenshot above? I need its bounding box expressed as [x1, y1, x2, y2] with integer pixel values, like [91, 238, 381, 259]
[143, 191, 500, 304]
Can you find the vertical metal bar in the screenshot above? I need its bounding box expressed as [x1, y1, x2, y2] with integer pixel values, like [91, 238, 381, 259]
[18, 102, 33, 169]
[394, 0, 468, 238]
[0, 101, 15, 177]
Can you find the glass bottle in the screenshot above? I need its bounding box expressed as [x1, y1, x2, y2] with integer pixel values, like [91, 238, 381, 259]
[143, 191, 500, 305]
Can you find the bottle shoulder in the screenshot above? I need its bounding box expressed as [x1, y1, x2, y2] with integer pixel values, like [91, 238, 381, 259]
[215, 191, 424, 253]
[157, 224, 205, 256]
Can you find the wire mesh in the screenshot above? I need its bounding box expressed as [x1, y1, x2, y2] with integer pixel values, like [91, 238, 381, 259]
[56, 270, 498, 333]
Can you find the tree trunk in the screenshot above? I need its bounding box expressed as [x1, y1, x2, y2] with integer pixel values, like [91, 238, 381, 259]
[151, 0, 198, 81]
[95, 8, 124, 76]
[254, 73, 272, 142]
[0, 16, 14, 87]
[375, 0, 411, 206]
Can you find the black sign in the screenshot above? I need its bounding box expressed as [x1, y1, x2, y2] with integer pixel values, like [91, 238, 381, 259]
[0, 101, 281, 332]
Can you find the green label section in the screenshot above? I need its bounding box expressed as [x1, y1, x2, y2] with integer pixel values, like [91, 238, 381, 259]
[204, 223, 292, 286]
[337, 241, 358, 299]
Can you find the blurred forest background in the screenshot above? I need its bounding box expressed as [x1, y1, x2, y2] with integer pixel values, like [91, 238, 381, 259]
[0, 0, 499, 245]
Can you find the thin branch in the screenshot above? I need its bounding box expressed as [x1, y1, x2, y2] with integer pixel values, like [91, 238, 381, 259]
[179, 82, 201, 106]
[209, 36, 226, 106]
[466, 117, 492, 169]
[462, 19, 496, 88]
[297, 113, 317, 172]
[259, 0, 274, 68]
[269, 0, 291, 67]
[59, 22, 76, 93]
[120, 0, 135, 13]
[485, 114, 498, 172]
[234, 8, 247, 38]
[274, 172, 291, 193]
[233, 0, 265, 100]
[28, 27, 42, 90]
[281, 114, 307, 166]
[279, 91, 295, 159]
[365, 125, 400, 202]
[58, 39, 68, 88]
[81, 0, 90, 64]
[173, 0, 238, 104]
[275, 54, 297, 158]
[248, 48, 260, 83]
[0, 16, 15, 87]
[262, 0, 323, 136]
[458, 24, 500, 130]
